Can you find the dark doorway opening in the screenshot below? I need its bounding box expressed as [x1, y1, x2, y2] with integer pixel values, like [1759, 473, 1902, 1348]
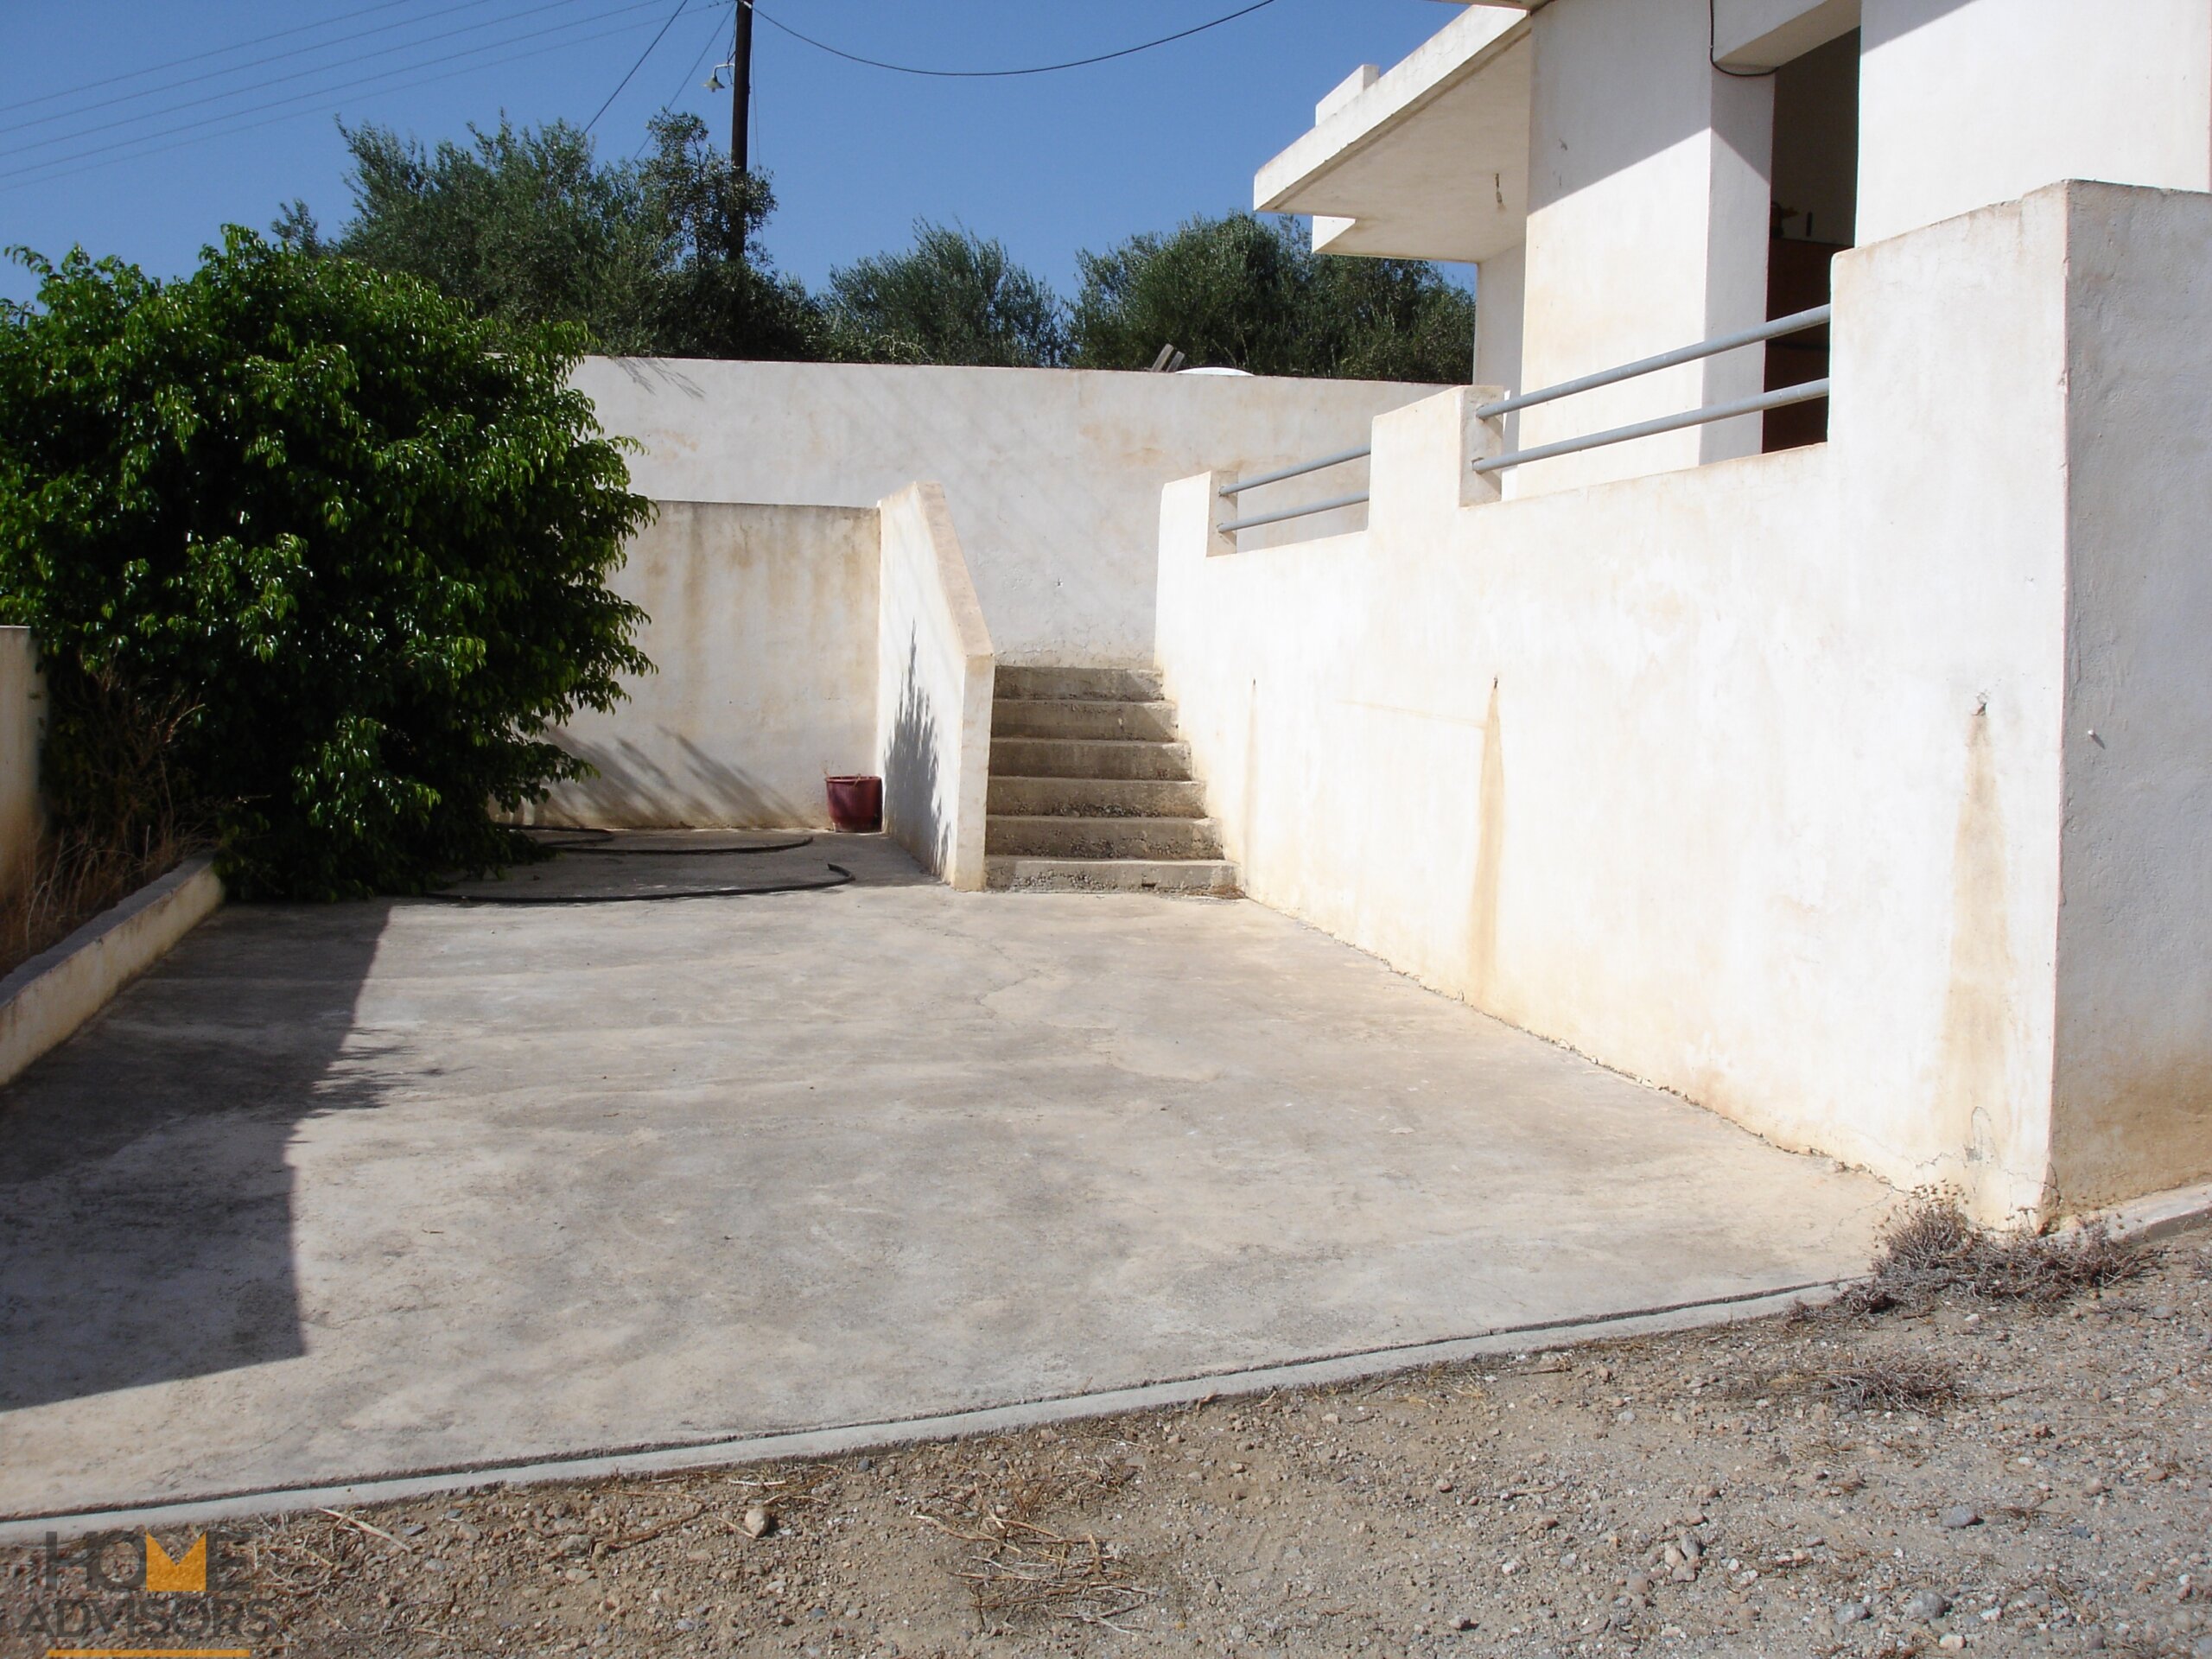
[1764, 29, 1859, 452]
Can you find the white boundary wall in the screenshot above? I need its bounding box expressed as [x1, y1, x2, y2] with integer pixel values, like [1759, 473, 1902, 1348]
[573, 359, 1439, 667]
[526, 502, 879, 830]
[1156, 183, 2212, 1224]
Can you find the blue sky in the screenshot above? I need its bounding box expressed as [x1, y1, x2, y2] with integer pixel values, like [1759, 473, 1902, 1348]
[0, 1, 1460, 306]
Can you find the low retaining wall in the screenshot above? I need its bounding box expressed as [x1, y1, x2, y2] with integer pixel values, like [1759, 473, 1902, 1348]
[0, 856, 224, 1090]
[525, 502, 880, 830]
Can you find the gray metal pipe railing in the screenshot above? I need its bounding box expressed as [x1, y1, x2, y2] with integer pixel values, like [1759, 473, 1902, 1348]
[1211, 303, 1836, 532]
[1472, 378, 1831, 474]
[1217, 490, 1370, 537]
[1219, 444, 1372, 498]
[1473, 304, 1831, 420]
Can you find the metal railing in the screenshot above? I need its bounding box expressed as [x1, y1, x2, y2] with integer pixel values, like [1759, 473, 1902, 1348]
[1216, 444, 1371, 536]
[1208, 302, 1834, 535]
[1471, 304, 1831, 474]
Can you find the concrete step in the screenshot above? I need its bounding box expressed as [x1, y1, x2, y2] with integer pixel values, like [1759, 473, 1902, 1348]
[985, 855, 1239, 896]
[995, 664, 1163, 702]
[987, 736, 1194, 781]
[985, 814, 1224, 860]
[986, 776, 1207, 818]
[990, 697, 1176, 742]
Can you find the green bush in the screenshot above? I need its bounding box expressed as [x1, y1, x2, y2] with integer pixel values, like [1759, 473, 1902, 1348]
[0, 229, 652, 899]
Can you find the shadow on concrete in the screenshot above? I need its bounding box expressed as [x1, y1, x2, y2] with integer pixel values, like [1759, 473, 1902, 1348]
[0, 902, 392, 1413]
[880, 637, 946, 880]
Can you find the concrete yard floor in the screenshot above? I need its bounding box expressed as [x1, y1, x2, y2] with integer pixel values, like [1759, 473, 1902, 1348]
[0, 836, 1892, 1522]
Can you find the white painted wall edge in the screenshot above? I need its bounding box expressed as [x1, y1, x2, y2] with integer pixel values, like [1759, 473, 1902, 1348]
[0, 855, 224, 1090]
[874, 484, 996, 891]
[921, 493, 995, 893]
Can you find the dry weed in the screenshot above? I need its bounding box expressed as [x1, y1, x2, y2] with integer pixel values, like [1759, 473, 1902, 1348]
[1840, 1188, 2149, 1315]
[1815, 1355, 1964, 1412]
[0, 666, 208, 980]
[921, 1513, 1155, 1634]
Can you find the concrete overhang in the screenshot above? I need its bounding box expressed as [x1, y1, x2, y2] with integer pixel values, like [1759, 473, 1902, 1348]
[1253, 3, 1536, 264]
[1711, 0, 1859, 67]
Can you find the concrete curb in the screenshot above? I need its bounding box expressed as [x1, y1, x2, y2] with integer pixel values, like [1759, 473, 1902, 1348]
[0, 855, 223, 1090]
[2099, 1178, 2212, 1243]
[0, 1277, 1837, 1543]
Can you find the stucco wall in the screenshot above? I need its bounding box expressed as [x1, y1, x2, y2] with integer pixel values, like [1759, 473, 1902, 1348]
[1158, 183, 2203, 1224]
[528, 502, 879, 830]
[1515, 0, 1776, 494]
[573, 358, 1439, 667]
[1858, 0, 2212, 246]
[876, 483, 994, 890]
[0, 629, 40, 911]
[2050, 186, 2212, 1207]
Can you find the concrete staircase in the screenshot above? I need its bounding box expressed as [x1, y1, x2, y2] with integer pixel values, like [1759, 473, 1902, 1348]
[985, 666, 1238, 895]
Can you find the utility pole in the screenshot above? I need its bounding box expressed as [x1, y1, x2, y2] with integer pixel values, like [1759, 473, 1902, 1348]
[731, 0, 753, 175]
[730, 0, 753, 260]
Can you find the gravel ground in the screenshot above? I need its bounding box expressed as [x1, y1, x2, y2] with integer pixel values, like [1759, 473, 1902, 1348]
[6, 1218, 2208, 1659]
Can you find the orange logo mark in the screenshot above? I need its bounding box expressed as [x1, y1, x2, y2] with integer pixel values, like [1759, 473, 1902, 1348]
[142, 1534, 207, 1594]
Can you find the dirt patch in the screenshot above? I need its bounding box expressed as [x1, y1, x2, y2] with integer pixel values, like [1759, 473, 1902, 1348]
[5, 1228, 2209, 1658]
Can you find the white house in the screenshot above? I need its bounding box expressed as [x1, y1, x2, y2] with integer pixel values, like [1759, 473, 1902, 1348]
[527, 0, 2209, 1230]
[1148, 0, 2212, 1224]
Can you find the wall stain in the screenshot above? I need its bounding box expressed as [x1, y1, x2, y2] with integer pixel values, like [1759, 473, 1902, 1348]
[1465, 679, 1505, 1008]
[2052, 1052, 2212, 1212]
[1933, 701, 2020, 1199]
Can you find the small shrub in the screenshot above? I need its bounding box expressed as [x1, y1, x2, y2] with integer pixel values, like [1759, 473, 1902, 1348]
[0, 230, 652, 899]
[1815, 1356, 1962, 1413]
[1842, 1188, 2149, 1315]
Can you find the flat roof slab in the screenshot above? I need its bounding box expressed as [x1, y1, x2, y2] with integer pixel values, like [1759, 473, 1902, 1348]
[0, 837, 1888, 1520]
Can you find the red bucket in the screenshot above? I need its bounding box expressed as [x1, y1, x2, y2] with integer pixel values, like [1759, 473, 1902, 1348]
[825, 774, 883, 833]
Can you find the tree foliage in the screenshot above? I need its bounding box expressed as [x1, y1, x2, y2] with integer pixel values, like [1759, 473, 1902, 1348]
[823, 221, 1067, 367]
[1071, 213, 1475, 383]
[289, 111, 814, 360]
[294, 118, 1475, 381]
[0, 230, 652, 899]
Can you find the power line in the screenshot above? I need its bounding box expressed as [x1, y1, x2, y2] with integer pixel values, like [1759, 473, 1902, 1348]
[1708, 0, 1781, 79]
[0, 0, 524, 138]
[5, 0, 644, 159]
[0, 0, 448, 118]
[632, 11, 728, 159]
[584, 0, 692, 135]
[750, 0, 1284, 79]
[0, 4, 682, 194]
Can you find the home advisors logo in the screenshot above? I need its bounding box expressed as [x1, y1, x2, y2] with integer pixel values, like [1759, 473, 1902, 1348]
[17, 1528, 277, 1656]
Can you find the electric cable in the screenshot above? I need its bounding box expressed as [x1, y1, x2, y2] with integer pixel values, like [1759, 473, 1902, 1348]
[0, 1, 677, 192]
[749, 0, 1283, 79]
[1709, 0, 1782, 79]
[0, 0, 454, 118]
[5, 0, 663, 161]
[560, 833, 816, 856]
[0, 0, 545, 140]
[584, 0, 694, 135]
[631, 13, 728, 158]
[421, 858, 855, 903]
[418, 866, 855, 902]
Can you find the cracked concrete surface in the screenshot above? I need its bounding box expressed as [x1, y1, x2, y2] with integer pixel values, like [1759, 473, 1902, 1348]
[0, 836, 1890, 1520]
